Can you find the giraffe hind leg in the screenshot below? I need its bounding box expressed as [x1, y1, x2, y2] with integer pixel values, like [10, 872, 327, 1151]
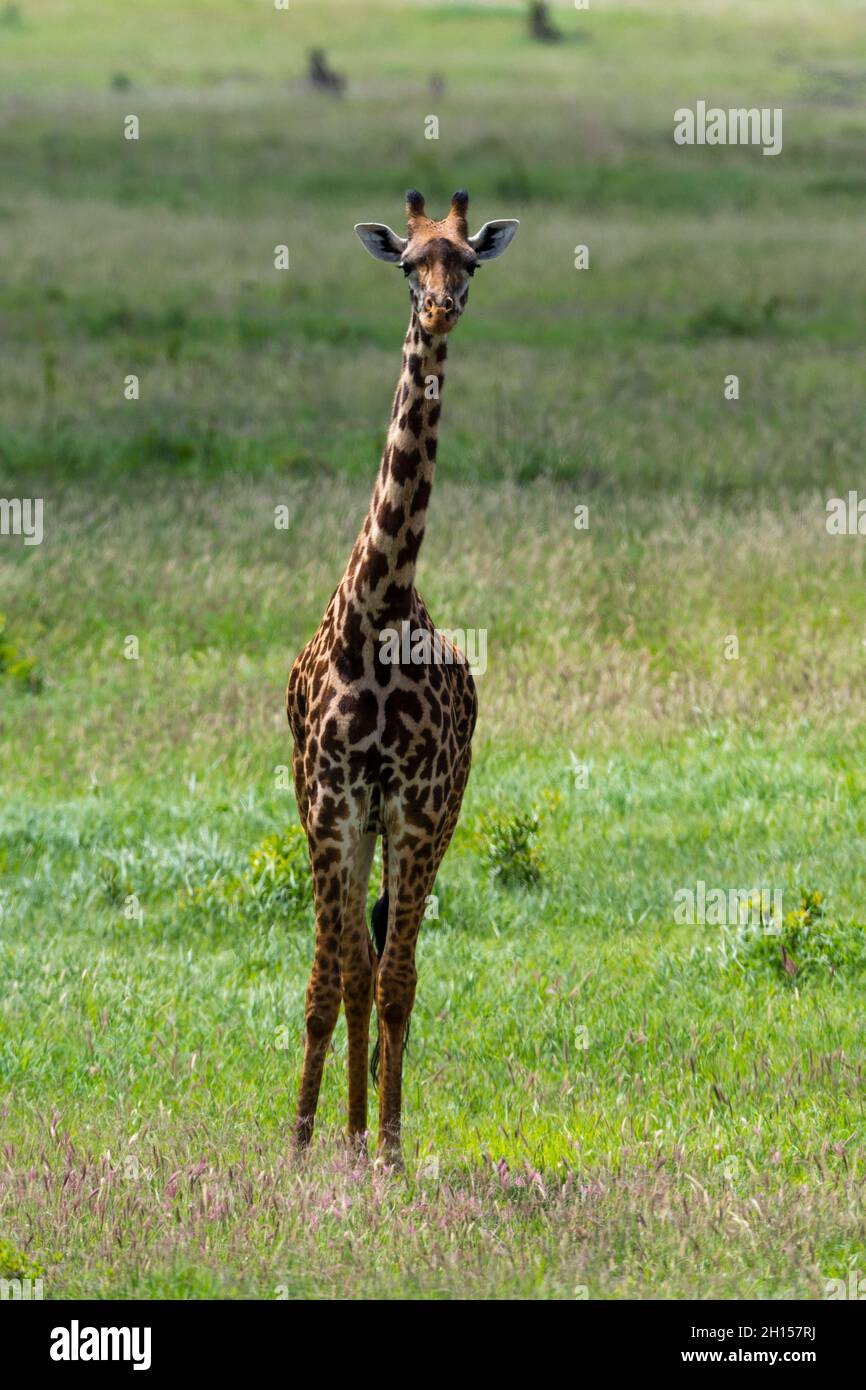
[342, 831, 377, 1146]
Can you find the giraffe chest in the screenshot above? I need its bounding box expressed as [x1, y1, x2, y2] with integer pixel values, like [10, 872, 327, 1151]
[290, 624, 475, 807]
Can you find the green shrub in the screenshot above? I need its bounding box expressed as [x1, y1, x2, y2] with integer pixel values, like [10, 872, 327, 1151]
[481, 807, 544, 888]
[179, 825, 312, 926]
[0, 614, 42, 692]
[247, 826, 312, 914]
[738, 888, 866, 982]
[0, 1239, 44, 1281]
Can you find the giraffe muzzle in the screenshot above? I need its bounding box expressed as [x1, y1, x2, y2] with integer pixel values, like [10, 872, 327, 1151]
[421, 293, 457, 333]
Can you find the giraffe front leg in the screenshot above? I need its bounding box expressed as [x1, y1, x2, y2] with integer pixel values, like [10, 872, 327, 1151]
[374, 782, 469, 1167]
[293, 917, 342, 1151]
[292, 826, 351, 1151]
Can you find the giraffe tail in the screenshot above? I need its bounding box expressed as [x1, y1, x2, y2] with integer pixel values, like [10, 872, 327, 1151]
[370, 985, 411, 1087]
[371, 889, 389, 958]
[369, 872, 388, 1086]
[370, 827, 390, 958]
[369, 835, 413, 1085]
[370, 835, 411, 1086]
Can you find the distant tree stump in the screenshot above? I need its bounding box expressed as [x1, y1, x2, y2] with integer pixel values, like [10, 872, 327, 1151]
[528, 2, 562, 43]
[308, 49, 346, 96]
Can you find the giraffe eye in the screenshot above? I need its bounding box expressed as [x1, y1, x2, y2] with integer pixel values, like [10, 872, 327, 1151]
[400, 262, 413, 277]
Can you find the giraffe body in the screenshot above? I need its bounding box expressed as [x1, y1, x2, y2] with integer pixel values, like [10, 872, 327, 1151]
[286, 191, 518, 1161]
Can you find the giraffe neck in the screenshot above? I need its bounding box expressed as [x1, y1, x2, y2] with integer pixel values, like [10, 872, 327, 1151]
[345, 310, 447, 625]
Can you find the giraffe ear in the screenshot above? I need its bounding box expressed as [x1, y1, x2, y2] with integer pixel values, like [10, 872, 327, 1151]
[468, 219, 519, 261]
[354, 223, 407, 263]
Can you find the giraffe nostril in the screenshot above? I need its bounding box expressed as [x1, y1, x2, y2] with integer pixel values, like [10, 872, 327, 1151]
[443, 295, 454, 313]
[424, 295, 435, 313]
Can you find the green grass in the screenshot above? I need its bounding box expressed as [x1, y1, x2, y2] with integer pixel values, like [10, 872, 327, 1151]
[2, 0, 866, 1299]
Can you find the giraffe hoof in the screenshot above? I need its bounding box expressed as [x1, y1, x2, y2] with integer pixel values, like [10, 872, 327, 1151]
[291, 1118, 315, 1157]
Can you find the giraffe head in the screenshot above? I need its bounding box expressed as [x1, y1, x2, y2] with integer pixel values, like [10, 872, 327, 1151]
[355, 189, 519, 336]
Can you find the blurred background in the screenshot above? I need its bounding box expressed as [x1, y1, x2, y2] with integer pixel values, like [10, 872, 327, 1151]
[3, 0, 866, 496]
[3, 0, 866, 770]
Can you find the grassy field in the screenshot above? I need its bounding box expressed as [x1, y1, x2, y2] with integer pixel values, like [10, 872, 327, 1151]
[2, 0, 866, 1299]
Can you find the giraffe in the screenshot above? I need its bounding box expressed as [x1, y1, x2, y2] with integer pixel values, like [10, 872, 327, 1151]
[286, 189, 518, 1164]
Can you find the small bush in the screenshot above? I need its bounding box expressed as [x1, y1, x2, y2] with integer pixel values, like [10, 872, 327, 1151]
[0, 615, 42, 692]
[0, 1239, 44, 1281]
[247, 826, 312, 914]
[738, 888, 866, 982]
[481, 807, 544, 888]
